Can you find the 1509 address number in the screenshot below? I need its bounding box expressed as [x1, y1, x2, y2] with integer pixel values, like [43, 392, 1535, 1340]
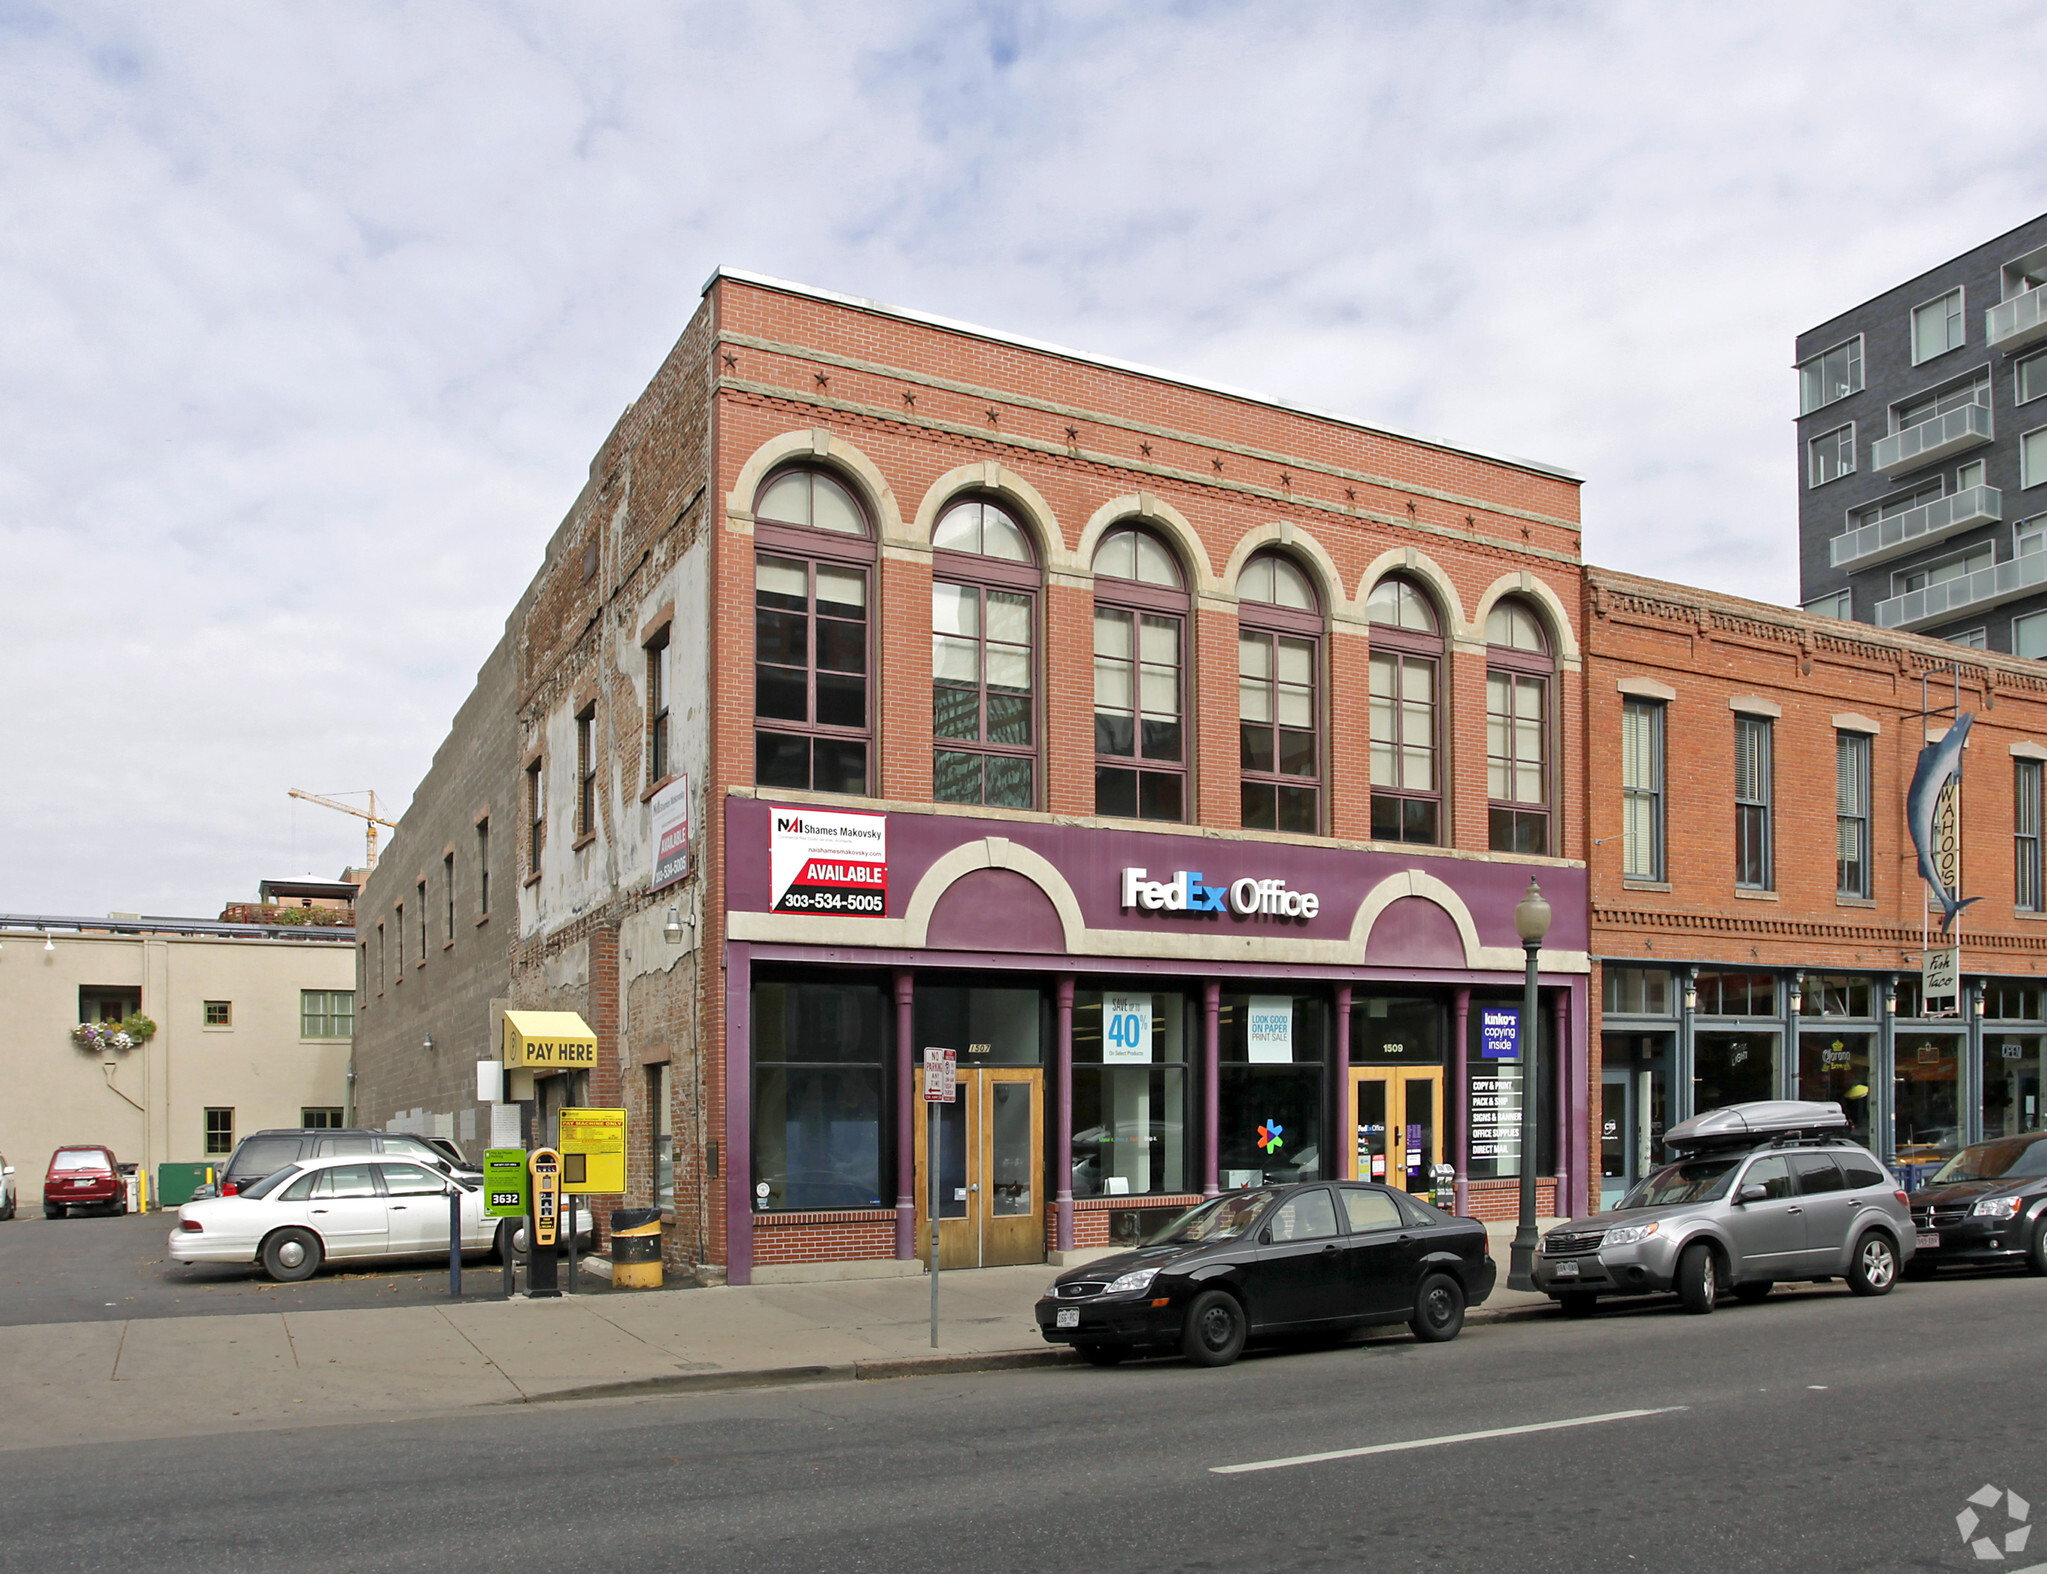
[777, 891, 884, 914]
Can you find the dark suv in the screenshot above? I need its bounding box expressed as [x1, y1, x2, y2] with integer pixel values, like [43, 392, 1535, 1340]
[1907, 1131, 2047, 1275]
[202, 1128, 479, 1197]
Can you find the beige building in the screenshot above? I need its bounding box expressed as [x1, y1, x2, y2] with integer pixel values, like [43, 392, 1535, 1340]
[0, 913, 355, 1194]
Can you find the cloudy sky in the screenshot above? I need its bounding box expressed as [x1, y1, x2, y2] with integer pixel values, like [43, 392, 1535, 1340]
[6, 1, 2047, 917]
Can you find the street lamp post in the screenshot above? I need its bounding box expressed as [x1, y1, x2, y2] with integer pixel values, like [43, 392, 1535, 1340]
[1507, 877, 1552, 1293]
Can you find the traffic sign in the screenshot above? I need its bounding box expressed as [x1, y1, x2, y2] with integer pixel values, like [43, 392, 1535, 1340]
[483, 1149, 529, 1219]
[922, 1048, 956, 1103]
[530, 1147, 561, 1249]
[559, 1107, 627, 1193]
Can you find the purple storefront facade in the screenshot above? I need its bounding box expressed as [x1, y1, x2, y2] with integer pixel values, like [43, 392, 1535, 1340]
[721, 796, 1590, 1283]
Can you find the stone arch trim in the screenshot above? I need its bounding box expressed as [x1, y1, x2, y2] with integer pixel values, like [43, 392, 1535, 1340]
[1470, 570, 1581, 663]
[1355, 547, 1469, 634]
[723, 428, 906, 544]
[1219, 522, 1346, 617]
[900, 837, 1087, 951]
[1074, 493, 1217, 593]
[1347, 869, 1484, 968]
[909, 462, 1069, 570]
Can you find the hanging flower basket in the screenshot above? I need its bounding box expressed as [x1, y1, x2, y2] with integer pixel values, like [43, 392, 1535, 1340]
[73, 1013, 156, 1053]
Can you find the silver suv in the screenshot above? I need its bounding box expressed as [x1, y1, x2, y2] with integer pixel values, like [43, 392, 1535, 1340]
[1533, 1101, 1915, 1315]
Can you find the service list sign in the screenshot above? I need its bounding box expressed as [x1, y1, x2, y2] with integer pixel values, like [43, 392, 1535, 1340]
[769, 807, 887, 915]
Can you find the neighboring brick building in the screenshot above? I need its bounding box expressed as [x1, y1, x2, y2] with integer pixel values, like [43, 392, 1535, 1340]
[359, 268, 1600, 1283]
[1583, 567, 2047, 1203]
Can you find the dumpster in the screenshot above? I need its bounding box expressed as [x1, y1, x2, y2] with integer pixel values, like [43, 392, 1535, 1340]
[156, 1163, 217, 1207]
[610, 1208, 663, 1289]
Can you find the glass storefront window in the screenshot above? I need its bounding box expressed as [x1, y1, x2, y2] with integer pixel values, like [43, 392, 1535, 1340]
[1804, 975, 1874, 1019]
[1693, 1030, 1779, 1111]
[1350, 995, 1444, 1063]
[1694, 972, 1777, 1017]
[1797, 1032, 1875, 1150]
[1895, 1033, 1963, 1164]
[1219, 990, 1326, 1185]
[1602, 967, 1673, 1016]
[1072, 989, 1190, 1198]
[1601, 1032, 1673, 1206]
[1985, 1035, 2047, 1137]
[1464, 997, 1555, 1180]
[914, 981, 1047, 1067]
[1985, 982, 2046, 1022]
[751, 975, 889, 1211]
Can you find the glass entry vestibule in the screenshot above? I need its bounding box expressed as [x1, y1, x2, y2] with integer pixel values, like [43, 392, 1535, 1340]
[1348, 996, 1445, 1198]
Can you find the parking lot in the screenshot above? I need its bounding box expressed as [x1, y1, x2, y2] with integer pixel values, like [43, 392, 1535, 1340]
[0, 1209, 646, 1325]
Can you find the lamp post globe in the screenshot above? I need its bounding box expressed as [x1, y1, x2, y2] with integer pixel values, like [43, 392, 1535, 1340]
[1507, 878, 1548, 1292]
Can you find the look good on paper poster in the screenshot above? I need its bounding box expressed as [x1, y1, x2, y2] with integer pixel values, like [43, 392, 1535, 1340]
[769, 807, 887, 915]
[1246, 996, 1293, 1063]
[649, 774, 692, 892]
[1103, 995, 1153, 1064]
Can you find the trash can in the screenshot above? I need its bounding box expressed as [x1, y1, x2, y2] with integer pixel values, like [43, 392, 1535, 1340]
[156, 1163, 217, 1206]
[610, 1208, 663, 1289]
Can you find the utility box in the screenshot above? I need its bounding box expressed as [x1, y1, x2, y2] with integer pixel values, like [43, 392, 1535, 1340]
[156, 1163, 217, 1207]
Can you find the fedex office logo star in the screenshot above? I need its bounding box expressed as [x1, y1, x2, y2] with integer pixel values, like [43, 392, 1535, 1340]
[1120, 867, 1320, 920]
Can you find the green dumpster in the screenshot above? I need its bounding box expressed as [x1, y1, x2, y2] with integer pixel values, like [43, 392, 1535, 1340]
[156, 1163, 218, 1206]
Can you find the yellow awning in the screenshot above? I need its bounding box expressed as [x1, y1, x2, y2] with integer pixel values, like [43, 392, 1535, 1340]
[502, 1010, 599, 1069]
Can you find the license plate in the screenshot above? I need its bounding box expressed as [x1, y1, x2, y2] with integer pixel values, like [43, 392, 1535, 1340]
[1917, 1231, 1940, 1249]
[1553, 1260, 1580, 1278]
[1055, 1307, 1079, 1329]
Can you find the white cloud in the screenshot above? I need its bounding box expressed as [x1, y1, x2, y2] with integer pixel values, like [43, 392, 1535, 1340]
[4, 0, 2047, 913]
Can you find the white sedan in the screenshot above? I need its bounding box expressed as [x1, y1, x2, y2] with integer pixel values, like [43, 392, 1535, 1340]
[171, 1154, 504, 1281]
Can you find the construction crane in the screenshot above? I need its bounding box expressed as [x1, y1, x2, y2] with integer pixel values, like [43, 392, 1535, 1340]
[289, 789, 397, 869]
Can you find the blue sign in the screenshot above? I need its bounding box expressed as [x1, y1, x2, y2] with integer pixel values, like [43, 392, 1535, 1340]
[1480, 1008, 1520, 1060]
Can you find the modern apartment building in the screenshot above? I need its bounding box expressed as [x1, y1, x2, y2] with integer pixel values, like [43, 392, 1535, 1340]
[1797, 212, 2047, 655]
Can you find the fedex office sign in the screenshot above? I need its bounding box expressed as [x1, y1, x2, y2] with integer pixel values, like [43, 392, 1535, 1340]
[1120, 867, 1320, 920]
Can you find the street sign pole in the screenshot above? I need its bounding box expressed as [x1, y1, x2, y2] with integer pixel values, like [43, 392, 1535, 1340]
[448, 1187, 462, 1300]
[922, 1048, 956, 1349]
[482, 1148, 529, 1300]
[929, 1099, 940, 1348]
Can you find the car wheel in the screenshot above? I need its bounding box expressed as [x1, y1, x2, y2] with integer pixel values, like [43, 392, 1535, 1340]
[1675, 1243, 1718, 1314]
[2026, 1220, 2047, 1278]
[1180, 1289, 1247, 1367]
[261, 1227, 323, 1283]
[1558, 1290, 1600, 1318]
[1410, 1273, 1467, 1343]
[1847, 1232, 1897, 1296]
[1076, 1343, 1125, 1367]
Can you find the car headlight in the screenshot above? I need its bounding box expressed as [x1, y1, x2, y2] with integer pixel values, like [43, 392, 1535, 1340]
[1104, 1266, 1159, 1296]
[1602, 1222, 1659, 1248]
[1972, 1197, 2023, 1219]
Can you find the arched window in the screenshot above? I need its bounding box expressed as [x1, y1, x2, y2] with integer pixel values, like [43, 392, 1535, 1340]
[1237, 552, 1321, 833]
[931, 497, 1038, 808]
[1365, 575, 1444, 845]
[1093, 525, 1188, 821]
[1485, 598, 1553, 853]
[752, 467, 875, 796]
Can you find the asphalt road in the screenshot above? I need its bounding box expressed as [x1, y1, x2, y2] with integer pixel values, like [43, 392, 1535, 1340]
[0, 1210, 649, 1324]
[4, 1270, 2042, 1573]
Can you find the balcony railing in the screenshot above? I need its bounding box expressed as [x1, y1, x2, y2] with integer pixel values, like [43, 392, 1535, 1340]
[1830, 485, 2003, 569]
[1875, 547, 2047, 631]
[1872, 402, 1994, 477]
[1989, 286, 2047, 352]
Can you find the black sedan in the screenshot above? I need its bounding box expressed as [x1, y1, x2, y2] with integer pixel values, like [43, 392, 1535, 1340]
[1034, 1181, 1496, 1367]
[1907, 1131, 2047, 1275]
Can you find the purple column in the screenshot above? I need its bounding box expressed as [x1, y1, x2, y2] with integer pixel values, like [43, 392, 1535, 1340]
[894, 968, 915, 1260]
[1451, 987, 1471, 1215]
[725, 943, 753, 1286]
[1551, 984, 1573, 1221]
[1333, 985, 1352, 1179]
[1054, 977, 1074, 1253]
[1202, 981, 1221, 1197]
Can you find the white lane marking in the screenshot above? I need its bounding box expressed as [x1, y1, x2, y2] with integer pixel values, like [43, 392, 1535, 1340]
[1211, 1407, 1689, 1474]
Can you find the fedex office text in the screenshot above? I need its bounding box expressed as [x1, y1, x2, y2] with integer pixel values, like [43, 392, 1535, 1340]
[1119, 867, 1320, 919]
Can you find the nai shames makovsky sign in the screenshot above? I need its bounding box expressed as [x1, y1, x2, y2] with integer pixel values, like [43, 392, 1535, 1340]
[1120, 866, 1320, 919]
[770, 807, 887, 915]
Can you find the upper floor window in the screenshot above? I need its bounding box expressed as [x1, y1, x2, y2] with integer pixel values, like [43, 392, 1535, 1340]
[1836, 731, 1871, 899]
[1365, 575, 1443, 845]
[2016, 608, 2047, 660]
[753, 467, 874, 797]
[1485, 600, 1551, 855]
[1894, 367, 1989, 432]
[525, 759, 544, 874]
[1912, 287, 1965, 365]
[1093, 526, 1187, 821]
[932, 497, 1037, 809]
[646, 625, 671, 785]
[2019, 760, 2044, 913]
[1895, 545, 1991, 596]
[1735, 714, 1774, 890]
[1237, 552, 1320, 834]
[1803, 590, 1852, 620]
[1799, 336, 1863, 413]
[575, 706, 597, 838]
[1808, 424, 1855, 487]
[2020, 348, 2047, 405]
[1621, 698, 1664, 881]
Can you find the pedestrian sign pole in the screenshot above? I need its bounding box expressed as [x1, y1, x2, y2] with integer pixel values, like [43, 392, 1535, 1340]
[528, 1147, 562, 1299]
[923, 1048, 956, 1348]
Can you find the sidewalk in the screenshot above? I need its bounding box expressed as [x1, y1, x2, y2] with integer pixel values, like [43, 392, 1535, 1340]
[0, 1220, 1560, 1447]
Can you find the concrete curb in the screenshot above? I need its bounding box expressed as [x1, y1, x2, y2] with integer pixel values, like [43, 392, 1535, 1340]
[516, 1346, 1083, 1405]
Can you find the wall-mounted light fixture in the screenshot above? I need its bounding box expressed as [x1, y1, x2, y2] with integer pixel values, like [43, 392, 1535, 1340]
[43, 930, 55, 953]
[663, 905, 686, 945]
[423, 1030, 435, 1054]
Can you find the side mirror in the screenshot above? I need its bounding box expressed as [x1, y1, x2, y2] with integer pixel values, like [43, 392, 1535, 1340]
[1736, 1184, 1767, 1205]
[1258, 1227, 1272, 1244]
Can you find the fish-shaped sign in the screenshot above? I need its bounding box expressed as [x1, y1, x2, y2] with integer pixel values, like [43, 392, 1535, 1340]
[1906, 711, 1980, 935]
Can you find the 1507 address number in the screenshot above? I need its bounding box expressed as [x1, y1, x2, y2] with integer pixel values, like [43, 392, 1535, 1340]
[777, 891, 884, 914]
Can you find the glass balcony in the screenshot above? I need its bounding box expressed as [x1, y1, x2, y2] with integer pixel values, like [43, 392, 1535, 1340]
[1875, 547, 2047, 631]
[1872, 403, 1993, 478]
[1829, 485, 2002, 570]
[1988, 286, 2047, 353]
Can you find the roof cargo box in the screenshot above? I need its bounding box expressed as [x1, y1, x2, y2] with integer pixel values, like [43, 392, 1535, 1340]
[1665, 1100, 1849, 1151]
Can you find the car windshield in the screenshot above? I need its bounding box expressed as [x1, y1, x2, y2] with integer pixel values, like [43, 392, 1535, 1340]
[51, 1150, 107, 1171]
[1930, 1139, 2047, 1183]
[1145, 1188, 1282, 1245]
[1616, 1157, 1740, 1210]
[240, 1167, 302, 1200]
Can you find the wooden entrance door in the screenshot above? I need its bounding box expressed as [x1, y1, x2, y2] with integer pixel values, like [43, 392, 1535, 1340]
[1350, 1068, 1446, 1201]
[914, 1067, 1045, 1269]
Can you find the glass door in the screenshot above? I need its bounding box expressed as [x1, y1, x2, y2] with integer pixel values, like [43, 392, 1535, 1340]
[1349, 1068, 1445, 1203]
[1600, 1070, 1636, 1211]
[914, 1068, 1045, 1269]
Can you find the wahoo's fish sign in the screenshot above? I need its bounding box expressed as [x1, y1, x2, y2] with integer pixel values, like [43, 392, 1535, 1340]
[1907, 711, 1980, 936]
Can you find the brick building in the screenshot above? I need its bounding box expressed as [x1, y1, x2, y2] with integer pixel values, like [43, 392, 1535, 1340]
[356, 269, 1599, 1283]
[1583, 567, 2047, 1203]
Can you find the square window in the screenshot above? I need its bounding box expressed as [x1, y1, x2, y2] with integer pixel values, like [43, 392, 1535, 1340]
[301, 1108, 344, 1129]
[1799, 337, 1863, 413]
[301, 990, 356, 1039]
[204, 1108, 235, 1156]
[203, 1000, 231, 1027]
[1808, 424, 1855, 487]
[2016, 609, 2047, 661]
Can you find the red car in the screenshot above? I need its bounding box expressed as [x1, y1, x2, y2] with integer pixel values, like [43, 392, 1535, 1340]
[43, 1146, 126, 1218]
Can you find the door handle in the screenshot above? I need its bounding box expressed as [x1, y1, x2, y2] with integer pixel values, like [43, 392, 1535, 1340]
[1787, 1206, 1802, 1214]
